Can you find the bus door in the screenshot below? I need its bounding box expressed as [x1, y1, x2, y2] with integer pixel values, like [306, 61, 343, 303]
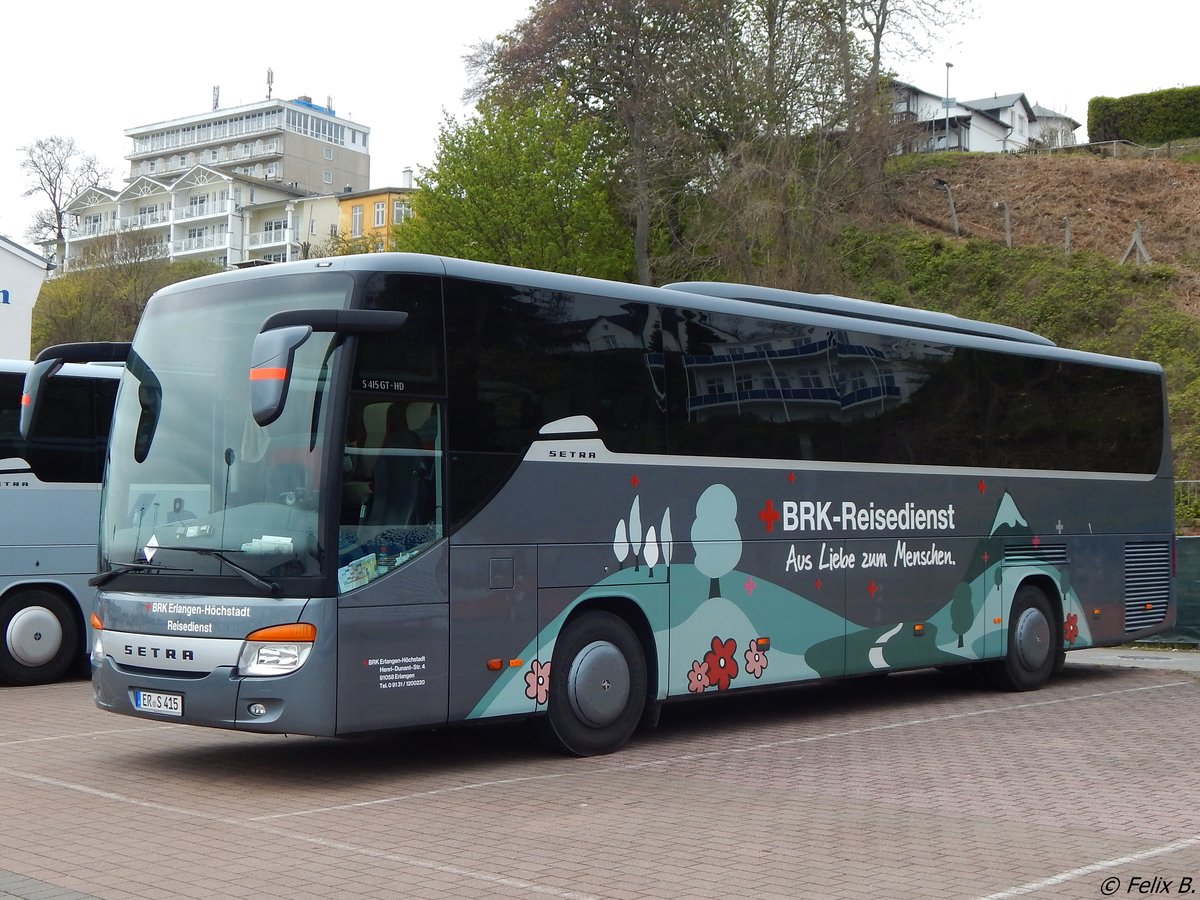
[335, 395, 450, 733]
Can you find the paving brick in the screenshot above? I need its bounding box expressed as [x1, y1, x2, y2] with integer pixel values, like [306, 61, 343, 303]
[2, 663, 1199, 899]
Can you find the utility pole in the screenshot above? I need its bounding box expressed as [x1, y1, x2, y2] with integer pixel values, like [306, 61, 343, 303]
[945, 62, 954, 151]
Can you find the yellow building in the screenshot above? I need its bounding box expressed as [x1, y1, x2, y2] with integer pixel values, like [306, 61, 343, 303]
[336, 177, 415, 252]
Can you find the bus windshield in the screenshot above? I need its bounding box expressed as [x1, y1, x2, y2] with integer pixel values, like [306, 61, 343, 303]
[99, 273, 353, 588]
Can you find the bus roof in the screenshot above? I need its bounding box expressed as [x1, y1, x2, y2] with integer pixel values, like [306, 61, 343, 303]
[661, 281, 1056, 347]
[148, 256, 1046, 348]
[0, 358, 122, 379]
[152, 254, 1158, 371]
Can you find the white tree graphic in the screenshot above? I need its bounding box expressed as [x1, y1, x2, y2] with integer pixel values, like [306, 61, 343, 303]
[660, 508, 673, 570]
[690, 484, 742, 598]
[629, 496, 643, 571]
[613, 519, 629, 569]
[645, 525, 659, 576]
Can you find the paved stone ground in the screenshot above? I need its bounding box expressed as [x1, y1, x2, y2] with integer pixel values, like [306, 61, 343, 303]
[1, 656, 1198, 900]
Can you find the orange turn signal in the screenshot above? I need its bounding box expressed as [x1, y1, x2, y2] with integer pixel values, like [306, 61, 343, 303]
[90, 612, 104, 630]
[246, 623, 316, 642]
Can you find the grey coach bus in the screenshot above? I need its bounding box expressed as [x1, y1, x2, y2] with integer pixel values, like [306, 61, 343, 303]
[1, 358, 119, 684]
[25, 254, 1174, 753]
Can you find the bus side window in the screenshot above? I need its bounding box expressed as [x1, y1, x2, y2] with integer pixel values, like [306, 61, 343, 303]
[338, 398, 442, 587]
[366, 404, 425, 527]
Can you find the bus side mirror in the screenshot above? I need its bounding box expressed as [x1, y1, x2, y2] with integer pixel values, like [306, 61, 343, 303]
[249, 309, 408, 426]
[250, 325, 312, 427]
[133, 380, 162, 464]
[18, 357, 64, 440]
[19, 341, 130, 440]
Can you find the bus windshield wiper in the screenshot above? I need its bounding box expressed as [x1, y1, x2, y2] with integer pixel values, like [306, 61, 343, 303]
[90, 561, 194, 587]
[157, 546, 281, 595]
[201, 549, 280, 595]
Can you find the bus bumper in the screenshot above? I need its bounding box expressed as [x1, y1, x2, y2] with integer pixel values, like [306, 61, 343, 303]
[92, 651, 338, 736]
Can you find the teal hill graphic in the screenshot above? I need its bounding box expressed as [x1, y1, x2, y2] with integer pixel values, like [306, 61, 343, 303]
[469, 482, 1092, 718]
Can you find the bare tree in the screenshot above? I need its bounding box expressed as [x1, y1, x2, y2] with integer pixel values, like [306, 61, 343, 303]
[677, 0, 868, 289]
[19, 137, 111, 245]
[466, 0, 972, 287]
[851, 0, 973, 87]
[472, 0, 735, 285]
[32, 231, 219, 350]
[837, 0, 974, 204]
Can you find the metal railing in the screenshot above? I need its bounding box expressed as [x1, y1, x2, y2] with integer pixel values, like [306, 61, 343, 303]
[248, 229, 291, 247]
[1178, 481, 1200, 514]
[172, 234, 228, 253]
[1034, 138, 1200, 159]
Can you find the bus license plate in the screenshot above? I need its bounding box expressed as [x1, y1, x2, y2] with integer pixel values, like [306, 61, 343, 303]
[134, 689, 183, 717]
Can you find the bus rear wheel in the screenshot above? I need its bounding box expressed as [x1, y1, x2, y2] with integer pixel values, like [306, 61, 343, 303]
[990, 584, 1056, 692]
[540, 611, 647, 756]
[0, 589, 82, 686]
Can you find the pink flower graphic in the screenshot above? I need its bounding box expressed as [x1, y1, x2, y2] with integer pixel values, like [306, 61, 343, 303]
[525, 660, 551, 705]
[687, 659, 710, 693]
[1064, 613, 1079, 645]
[703, 636, 739, 691]
[744, 641, 768, 679]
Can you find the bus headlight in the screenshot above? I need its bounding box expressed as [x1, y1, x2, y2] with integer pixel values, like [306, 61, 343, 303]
[237, 623, 316, 676]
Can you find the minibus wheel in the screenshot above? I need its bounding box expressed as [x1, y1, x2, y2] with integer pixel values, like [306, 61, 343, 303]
[0, 589, 81, 686]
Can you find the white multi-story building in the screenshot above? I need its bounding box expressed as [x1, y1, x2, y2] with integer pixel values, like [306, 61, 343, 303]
[0, 235, 49, 358]
[61, 95, 369, 271]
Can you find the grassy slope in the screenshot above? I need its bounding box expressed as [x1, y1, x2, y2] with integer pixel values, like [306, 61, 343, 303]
[831, 152, 1200, 486]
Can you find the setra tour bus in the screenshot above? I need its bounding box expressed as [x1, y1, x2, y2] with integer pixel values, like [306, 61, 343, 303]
[24, 254, 1174, 754]
[2, 357, 119, 684]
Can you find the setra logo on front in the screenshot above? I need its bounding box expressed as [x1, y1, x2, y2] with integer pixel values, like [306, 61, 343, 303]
[123, 645, 195, 661]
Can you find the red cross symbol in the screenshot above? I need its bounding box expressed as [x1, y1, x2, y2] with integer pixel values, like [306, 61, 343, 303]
[982, 551, 990, 564]
[787, 471, 796, 483]
[758, 499, 781, 533]
[814, 578, 823, 591]
[1032, 535, 1041, 548]
[977, 479, 988, 494]
[867, 580, 879, 599]
[630, 474, 639, 488]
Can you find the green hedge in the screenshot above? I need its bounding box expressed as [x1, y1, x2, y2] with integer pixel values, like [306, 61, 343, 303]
[1088, 85, 1200, 144]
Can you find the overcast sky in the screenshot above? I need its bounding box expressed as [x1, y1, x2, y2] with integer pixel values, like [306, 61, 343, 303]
[3, 0, 1195, 247]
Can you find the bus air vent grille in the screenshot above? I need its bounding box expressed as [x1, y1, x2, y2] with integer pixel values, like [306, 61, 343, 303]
[1123, 541, 1172, 633]
[1003, 543, 1068, 566]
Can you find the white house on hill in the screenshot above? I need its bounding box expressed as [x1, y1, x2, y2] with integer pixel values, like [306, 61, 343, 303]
[891, 82, 1079, 153]
[1031, 104, 1081, 148]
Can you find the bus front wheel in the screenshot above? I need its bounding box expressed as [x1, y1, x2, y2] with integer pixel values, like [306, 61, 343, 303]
[991, 584, 1057, 692]
[540, 611, 647, 756]
[0, 589, 82, 686]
